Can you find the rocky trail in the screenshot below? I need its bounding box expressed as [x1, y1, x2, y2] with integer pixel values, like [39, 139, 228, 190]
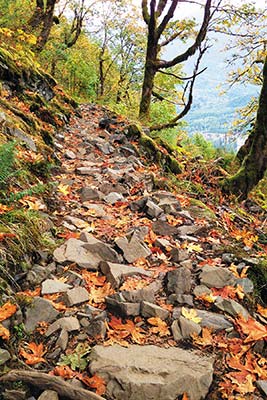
[0, 104, 267, 400]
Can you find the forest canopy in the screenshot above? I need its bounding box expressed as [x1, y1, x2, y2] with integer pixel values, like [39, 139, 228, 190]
[0, 0, 267, 198]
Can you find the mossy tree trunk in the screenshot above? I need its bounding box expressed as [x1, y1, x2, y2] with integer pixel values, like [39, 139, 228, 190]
[223, 55, 267, 199]
[28, 0, 57, 52]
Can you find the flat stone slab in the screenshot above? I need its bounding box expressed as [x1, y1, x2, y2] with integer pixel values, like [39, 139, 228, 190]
[200, 265, 236, 288]
[41, 279, 72, 294]
[100, 261, 152, 288]
[89, 344, 214, 400]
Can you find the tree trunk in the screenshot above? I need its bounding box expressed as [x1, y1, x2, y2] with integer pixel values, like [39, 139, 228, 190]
[222, 56, 267, 199]
[139, 38, 157, 120]
[28, 0, 57, 52]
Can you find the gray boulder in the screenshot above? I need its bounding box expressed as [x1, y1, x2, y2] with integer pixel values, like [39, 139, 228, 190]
[24, 297, 59, 332]
[89, 344, 214, 400]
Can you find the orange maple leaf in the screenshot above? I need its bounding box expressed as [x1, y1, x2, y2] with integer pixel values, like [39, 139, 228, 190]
[182, 393, 190, 400]
[0, 232, 17, 241]
[52, 365, 76, 379]
[108, 316, 146, 344]
[236, 315, 267, 343]
[0, 204, 13, 214]
[17, 288, 41, 297]
[81, 271, 106, 288]
[58, 231, 80, 239]
[212, 285, 244, 300]
[0, 323, 10, 340]
[0, 302, 17, 322]
[192, 327, 213, 347]
[80, 374, 106, 395]
[19, 342, 47, 365]
[257, 304, 267, 318]
[147, 317, 170, 337]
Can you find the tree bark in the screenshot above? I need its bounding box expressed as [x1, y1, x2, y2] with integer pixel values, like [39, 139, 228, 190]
[0, 370, 106, 400]
[222, 56, 267, 199]
[28, 0, 57, 52]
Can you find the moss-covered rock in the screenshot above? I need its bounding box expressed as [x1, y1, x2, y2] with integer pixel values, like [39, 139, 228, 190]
[124, 124, 182, 175]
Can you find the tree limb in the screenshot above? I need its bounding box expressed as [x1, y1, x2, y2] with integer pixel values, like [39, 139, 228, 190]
[156, 0, 179, 41]
[142, 0, 150, 25]
[156, 0, 168, 17]
[149, 44, 208, 131]
[158, 67, 207, 81]
[0, 370, 106, 400]
[157, 0, 212, 68]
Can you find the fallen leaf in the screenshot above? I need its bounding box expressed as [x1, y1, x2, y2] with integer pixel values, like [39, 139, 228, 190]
[191, 327, 213, 346]
[108, 316, 146, 344]
[0, 302, 17, 321]
[181, 307, 202, 324]
[257, 304, 267, 318]
[88, 283, 114, 304]
[147, 317, 170, 337]
[52, 365, 76, 379]
[0, 323, 10, 340]
[184, 243, 203, 253]
[57, 183, 71, 195]
[182, 393, 190, 400]
[17, 288, 41, 297]
[0, 232, 17, 241]
[236, 315, 267, 343]
[0, 204, 13, 214]
[58, 231, 80, 239]
[80, 374, 106, 395]
[120, 276, 150, 291]
[19, 342, 47, 365]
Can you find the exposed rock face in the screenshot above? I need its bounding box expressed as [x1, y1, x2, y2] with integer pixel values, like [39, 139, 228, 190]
[89, 344, 214, 400]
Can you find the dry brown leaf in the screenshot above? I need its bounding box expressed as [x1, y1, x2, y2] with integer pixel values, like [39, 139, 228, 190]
[147, 317, 170, 337]
[236, 315, 267, 343]
[0, 323, 10, 340]
[19, 342, 47, 365]
[191, 327, 213, 346]
[80, 374, 106, 395]
[0, 302, 17, 322]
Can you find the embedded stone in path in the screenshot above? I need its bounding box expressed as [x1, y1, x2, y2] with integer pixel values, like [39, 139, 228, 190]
[89, 344, 214, 400]
[115, 235, 151, 263]
[100, 261, 152, 288]
[200, 265, 236, 288]
[53, 235, 120, 269]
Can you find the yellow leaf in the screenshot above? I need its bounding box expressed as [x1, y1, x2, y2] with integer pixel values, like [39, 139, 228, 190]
[57, 183, 71, 195]
[181, 307, 202, 324]
[186, 243, 203, 253]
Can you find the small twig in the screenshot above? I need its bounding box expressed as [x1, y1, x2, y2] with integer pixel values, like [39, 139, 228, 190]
[0, 370, 106, 400]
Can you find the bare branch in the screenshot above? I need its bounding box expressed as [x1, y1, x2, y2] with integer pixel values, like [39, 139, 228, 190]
[157, 0, 212, 69]
[158, 66, 207, 81]
[142, 0, 150, 25]
[149, 44, 208, 132]
[156, 0, 179, 41]
[0, 370, 106, 400]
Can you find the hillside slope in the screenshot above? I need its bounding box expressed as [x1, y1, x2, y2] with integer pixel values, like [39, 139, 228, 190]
[0, 97, 266, 400]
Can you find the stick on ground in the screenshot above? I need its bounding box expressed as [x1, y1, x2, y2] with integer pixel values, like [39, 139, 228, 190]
[0, 370, 107, 400]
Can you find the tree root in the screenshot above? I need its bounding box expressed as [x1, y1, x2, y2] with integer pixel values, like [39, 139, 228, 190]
[0, 370, 107, 400]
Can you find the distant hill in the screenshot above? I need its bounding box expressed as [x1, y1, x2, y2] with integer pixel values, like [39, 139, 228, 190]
[180, 38, 260, 150]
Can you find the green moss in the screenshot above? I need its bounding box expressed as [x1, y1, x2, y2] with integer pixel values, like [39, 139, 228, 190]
[247, 259, 267, 305]
[186, 198, 217, 220]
